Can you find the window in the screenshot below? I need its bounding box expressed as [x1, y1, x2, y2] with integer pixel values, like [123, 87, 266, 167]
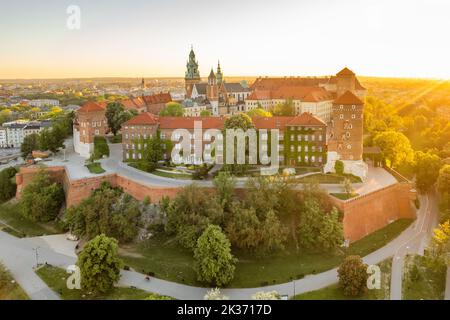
[305, 155, 309, 162]
[298, 156, 302, 162]
[319, 135, 322, 141]
[311, 135, 315, 141]
[297, 135, 302, 141]
[305, 146, 309, 152]
[346, 132, 351, 138]
[318, 156, 322, 163]
[138, 153, 142, 159]
[126, 153, 130, 159]
[161, 133, 166, 139]
[319, 146, 323, 152]
[340, 105, 343, 110]
[340, 114, 344, 119]
[351, 114, 356, 119]
[347, 144, 352, 149]
[95, 130, 99, 135]
[290, 146, 294, 152]
[311, 155, 315, 162]
[304, 135, 308, 141]
[290, 126, 294, 131]
[290, 135, 294, 141]
[352, 105, 356, 110]
[143, 134, 147, 139]
[297, 145, 301, 152]
[125, 134, 129, 139]
[312, 146, 315, 152]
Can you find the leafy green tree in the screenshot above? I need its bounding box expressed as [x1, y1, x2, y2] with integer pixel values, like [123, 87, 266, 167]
[200, 110, 212, 117]
[297, 198, 343, 251]
[414, 151, 442, 192]
[165, 184, 224, 250]
[77, 234, 123, 294]
[213, 171, 236, 212]
[337, 255, 368, 297]
[334, 160, 344, 175]
[438, 165, 450, 194]
[270, 99, 294, 116]
[132, 130, 171, 171]
[105, 102, 128, 136]
[21, 133, 40, 158]
[21, 170, 64, 222]
[65, 182, 141, 243]
[246, 108, 272, 118]
[39, 127, 65, 153]
[224, 113, 254, 131]
[373, 130, 414, 168]
[159, 102, 184, 117]
[0, 167, 17, 203]
[194, 225, 236, 286]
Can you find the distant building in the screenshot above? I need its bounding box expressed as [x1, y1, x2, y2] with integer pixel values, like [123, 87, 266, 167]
[29, 99, 60, 107]
[120, 93, 172, 114]
[1, 120, 51, 148]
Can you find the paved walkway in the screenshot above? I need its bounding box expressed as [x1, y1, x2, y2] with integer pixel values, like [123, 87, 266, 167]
[0, 193, 432, 300]
[390, 193, 440, 300]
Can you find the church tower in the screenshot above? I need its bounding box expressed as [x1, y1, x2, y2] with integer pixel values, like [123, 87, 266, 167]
[185, 46, 201, 98]
[216, 61, 223, 85]
[207, 68, 219, 115]
[336, 67, 356, 97]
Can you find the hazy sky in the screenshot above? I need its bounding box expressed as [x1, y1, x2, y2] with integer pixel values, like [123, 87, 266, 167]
[1, 0, 450, 79]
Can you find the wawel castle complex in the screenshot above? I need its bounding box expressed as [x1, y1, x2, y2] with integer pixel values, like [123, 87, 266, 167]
[74, 48, 368, 179]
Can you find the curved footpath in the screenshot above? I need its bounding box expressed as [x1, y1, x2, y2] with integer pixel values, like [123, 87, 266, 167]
[0, 194, 437, 300]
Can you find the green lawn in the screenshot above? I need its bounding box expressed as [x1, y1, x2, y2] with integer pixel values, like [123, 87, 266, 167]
[36, 265, 170, 300]
[86, 162, 106, 174]
[0, 202, 64, 237]
[298, 173, 362, 184]
[0, 264, 29, 300]
[293, 258, 392, 300]
[402, 254, 446, 300]
[152, 170, 193, 180]
[121, 219, 413, 288]
[330, 193, 360, 200]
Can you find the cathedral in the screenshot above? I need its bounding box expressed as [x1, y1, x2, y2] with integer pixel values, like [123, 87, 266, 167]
[184, 47, 251, 115]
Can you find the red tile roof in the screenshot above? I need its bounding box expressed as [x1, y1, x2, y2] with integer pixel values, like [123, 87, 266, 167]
[249, 86, 332, 102]
[247, 90, 272, 100]
[252, 117, 294, 130]
[142, 92, 172, 105]
[121, 97, 147, 110]
[159, 117, 226, 129]
[287, 112, 327, 126]
[123, 112, 159, 126]
[250, 77, 329, 91]
[333, 91, 364, 105]
[336, 67, 355, 76]
[78, 101, 107, 113]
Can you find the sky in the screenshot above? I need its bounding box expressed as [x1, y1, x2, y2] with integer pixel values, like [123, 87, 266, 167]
[1, 0, 450, 79]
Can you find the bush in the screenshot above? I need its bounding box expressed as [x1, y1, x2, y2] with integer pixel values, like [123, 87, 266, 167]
[192, 165, 209, 180]
[335, 160, 344, 175]
[92, 136, 109, 160]
[136, 161, 156, 173]
[337, 255, 368, 297]
[0, 167, 17, 203]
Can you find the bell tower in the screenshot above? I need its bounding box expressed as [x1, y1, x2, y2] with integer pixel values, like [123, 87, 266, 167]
[184, 46, 201, 98]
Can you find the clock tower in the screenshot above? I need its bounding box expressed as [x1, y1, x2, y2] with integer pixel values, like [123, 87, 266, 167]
[184, 46, 201, 98]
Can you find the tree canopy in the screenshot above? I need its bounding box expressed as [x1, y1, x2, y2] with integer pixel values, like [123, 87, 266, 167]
[373, 130, 414, 168]
[77, 234, 123, 294]
[194, 225, 236, 286]
[159, 102, 184, 117]
[246, 108, 272, 118]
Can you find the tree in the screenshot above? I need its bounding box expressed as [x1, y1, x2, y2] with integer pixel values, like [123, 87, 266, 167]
[194, 225, 236, 286]
[39, 127, 64, 153]
[270, 99, 295, 116]
[105, 102, 127, 136]
[337, 255, 368, 296]
[334, 160, 344, 175]
[200, 110, 212, 117]
[159, 102, 184, 117]
[65, 182, 141, 243]
[437, 164, 450, 195]
[246, 108, 272, 118]
[224, 113, 254, 131]
[165, 184, 224, 250]
[0, 167, 17, 203]
[342, 178, 354, 196]
[77, 234, 123, 294]
[21, 170, 64, 222]
[297, 198, 343, 251]
[21, 133, 40, 158]
[213, 171, 236, 212]
[373, 130, 414, 168]
[414, 151, 442, 192]
[132, 131, 170, 171]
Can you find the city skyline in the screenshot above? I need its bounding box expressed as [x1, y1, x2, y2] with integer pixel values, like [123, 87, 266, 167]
[1, 0, 450, 79]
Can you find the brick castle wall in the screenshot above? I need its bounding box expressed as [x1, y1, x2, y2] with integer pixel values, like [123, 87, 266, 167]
[16, 166, 416, 242]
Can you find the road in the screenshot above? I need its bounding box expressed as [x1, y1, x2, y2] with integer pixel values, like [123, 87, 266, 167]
[390, 193, 440, 300]
[0, 193, 439, 300]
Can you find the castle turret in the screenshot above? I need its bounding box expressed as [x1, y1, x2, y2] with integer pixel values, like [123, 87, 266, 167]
[336, 67, 356, 97]
[216, 61, 223, 85]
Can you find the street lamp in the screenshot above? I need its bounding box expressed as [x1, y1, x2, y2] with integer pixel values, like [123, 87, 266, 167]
[33, 246, 40, 268]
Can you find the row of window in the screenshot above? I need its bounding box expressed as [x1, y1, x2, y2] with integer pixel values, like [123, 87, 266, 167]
[291, 155, 323, 163]
[80, 121, 105, 128]
[125, 133, 153, 140]
[289, 145, 323, 153]
[289, 134, 323, 142]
